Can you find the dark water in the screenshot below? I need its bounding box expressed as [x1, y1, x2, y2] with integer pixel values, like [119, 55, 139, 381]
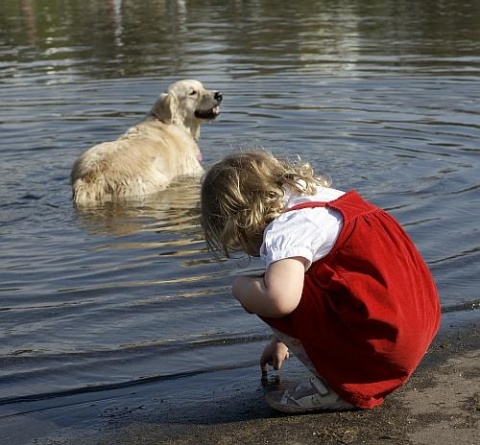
[1, 0, 480, 442]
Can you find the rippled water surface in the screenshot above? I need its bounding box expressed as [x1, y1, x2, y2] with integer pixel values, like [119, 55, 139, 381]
[1, 0, 480, 442]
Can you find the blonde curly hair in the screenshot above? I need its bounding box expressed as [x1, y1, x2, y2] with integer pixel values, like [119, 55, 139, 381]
[200, 149, 331, 258]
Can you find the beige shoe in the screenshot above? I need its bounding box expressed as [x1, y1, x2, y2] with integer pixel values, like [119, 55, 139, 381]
[265, 376, 353, 413]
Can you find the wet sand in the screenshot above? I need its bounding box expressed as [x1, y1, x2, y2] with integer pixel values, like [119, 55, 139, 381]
[44, 314, 479, 445]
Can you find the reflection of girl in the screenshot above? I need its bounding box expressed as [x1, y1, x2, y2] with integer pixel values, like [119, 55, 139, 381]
[200, 149, 441, 413]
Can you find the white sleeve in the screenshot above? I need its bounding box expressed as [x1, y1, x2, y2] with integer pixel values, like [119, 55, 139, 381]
[260, 205, 343, 270]
[261, 211, 327, 269]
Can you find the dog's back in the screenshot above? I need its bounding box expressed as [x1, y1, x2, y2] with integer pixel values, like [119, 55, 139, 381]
[71, 120, 203, 205]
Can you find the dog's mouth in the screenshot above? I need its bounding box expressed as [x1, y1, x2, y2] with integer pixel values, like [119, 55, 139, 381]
[195, 105, 221, 120]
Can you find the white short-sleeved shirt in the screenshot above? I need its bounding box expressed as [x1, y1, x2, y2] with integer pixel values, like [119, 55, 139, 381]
[259, 186, 345, 270]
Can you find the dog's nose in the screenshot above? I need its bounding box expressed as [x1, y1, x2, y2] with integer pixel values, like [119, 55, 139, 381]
[214, 91, 223, 102]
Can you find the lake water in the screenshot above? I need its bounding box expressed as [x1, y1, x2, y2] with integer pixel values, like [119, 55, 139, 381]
[1, 0, 480, 443]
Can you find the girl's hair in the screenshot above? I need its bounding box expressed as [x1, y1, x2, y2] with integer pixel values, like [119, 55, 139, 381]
[200, 149, 331, 258]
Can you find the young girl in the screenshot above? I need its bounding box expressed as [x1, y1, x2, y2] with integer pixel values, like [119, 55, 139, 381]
[200, 149, 441, 413]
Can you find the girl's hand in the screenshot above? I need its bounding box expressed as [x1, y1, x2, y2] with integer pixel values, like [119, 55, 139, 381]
[260, 337, 289, 372]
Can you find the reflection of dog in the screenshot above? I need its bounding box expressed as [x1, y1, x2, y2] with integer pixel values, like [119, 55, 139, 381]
[76, 180, 202, 237]
[71, 79, 222, 206]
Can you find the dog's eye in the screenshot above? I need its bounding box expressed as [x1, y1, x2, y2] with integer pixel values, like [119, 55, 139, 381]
[189, 90, 198, 96]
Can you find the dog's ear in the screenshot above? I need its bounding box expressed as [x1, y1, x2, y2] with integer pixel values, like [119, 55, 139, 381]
[150, 93, 179, 123]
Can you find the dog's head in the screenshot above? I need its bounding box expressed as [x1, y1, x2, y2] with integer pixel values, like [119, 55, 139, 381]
[149, 79, 223, 140]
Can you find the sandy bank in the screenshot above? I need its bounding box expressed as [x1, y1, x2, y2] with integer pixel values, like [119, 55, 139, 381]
[44, 315, 480, 445]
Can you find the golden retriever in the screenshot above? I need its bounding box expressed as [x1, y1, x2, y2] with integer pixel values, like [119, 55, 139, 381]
[71, 79, 222, 206]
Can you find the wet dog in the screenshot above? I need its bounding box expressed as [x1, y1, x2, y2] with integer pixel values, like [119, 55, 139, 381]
[71, 79, 222, 205]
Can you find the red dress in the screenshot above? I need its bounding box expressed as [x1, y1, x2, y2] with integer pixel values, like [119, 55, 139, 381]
[261, 190, 441, 409]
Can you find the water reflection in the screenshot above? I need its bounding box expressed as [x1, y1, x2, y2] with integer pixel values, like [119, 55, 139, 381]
[4, 0, 479, 81]
[75, 179, 201, 236]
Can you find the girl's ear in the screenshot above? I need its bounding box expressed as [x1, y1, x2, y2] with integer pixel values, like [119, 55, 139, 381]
[150, 93, 178, 123]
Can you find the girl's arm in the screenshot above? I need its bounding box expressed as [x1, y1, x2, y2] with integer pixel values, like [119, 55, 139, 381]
[232, 256, 307, 318]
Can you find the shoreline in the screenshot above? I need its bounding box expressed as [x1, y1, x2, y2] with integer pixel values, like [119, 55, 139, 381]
[38, 313, 480, 445]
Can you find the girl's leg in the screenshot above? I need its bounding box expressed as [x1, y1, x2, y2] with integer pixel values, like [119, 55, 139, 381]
[266, 329, 353, 413]
[272, 328, 319, 376]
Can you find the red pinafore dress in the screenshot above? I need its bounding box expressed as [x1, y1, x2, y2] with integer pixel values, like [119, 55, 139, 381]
[261, 191, 441, 409]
